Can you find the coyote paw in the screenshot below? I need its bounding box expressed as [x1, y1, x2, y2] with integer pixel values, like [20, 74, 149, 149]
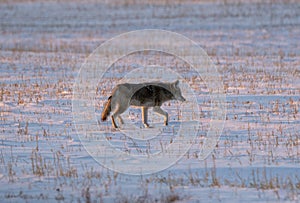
[111, 127, 119, 132]
[143, 123, 150, 128]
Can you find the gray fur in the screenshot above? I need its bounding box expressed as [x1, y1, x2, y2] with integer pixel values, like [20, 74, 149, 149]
[101, 80, 185, 128]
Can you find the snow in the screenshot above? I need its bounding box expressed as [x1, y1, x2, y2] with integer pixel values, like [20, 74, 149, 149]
[0, 0, 300, 202]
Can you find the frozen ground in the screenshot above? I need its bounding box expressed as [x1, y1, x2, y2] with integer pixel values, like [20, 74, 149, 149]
[0, 0, 300, 202]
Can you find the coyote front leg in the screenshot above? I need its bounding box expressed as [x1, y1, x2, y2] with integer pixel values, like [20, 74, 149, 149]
[142, 107, 150, 128]
[153, 106, 168, 126]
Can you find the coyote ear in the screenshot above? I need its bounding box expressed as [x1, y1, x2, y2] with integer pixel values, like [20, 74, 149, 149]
[174, 80, 179, 87]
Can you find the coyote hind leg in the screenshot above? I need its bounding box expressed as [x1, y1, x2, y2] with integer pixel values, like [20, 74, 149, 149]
[111, 115, 118, 128]
[111, 115, 124, 128]
[111, 104, 128, 129]
[118, 116, 124, 124]
[111, 114, 124, 128]
[153, 106, 168, 126]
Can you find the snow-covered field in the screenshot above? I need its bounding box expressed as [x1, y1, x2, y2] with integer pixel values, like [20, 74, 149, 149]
[0, 0, 299, 202]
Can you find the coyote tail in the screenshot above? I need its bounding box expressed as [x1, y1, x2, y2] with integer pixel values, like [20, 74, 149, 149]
[101, 96, 112, 121]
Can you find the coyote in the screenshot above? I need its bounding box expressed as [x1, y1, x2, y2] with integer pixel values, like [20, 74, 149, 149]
[101, 80, 186, 128]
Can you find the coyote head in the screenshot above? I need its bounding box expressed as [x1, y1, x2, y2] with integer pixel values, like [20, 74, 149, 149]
[171, 80, 186, 102]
